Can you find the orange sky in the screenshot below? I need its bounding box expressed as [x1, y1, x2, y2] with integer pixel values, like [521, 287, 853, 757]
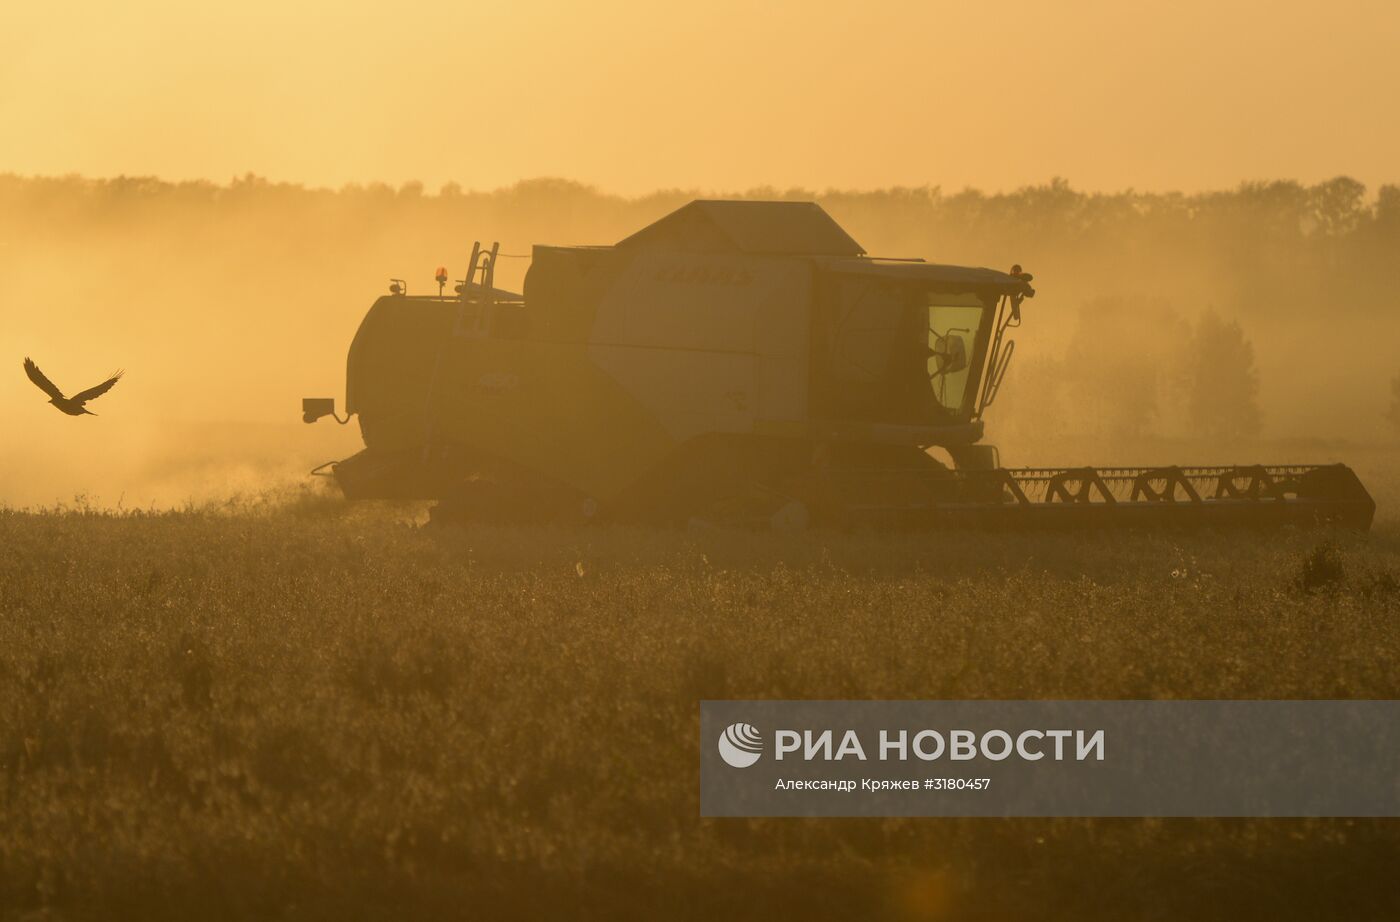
[2, 0, 1399, 194]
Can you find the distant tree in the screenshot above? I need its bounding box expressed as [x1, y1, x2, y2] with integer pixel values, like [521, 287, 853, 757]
[1184, 311, 1262, 442]
[1058, 297, 1180, 441]
[1377, 186, 1400, 232]
[1306, 176, 1366, 237]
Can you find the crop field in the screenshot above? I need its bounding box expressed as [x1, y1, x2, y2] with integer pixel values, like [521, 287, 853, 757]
[2, 474, 1399, 921]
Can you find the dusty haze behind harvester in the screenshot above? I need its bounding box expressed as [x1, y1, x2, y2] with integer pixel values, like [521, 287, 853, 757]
[305, 201, 1374, 530]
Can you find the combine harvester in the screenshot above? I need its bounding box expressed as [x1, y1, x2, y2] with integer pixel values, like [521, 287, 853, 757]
[303, 200, 1374, 530]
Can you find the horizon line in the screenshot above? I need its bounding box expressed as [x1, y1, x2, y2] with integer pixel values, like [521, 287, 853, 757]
[1, 169, 1394, 202]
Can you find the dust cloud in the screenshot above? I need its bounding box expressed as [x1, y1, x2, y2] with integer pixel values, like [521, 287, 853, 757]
[2, 174, 1397, 508]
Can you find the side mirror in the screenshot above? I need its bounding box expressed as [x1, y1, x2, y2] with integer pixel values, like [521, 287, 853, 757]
[930, 333, 968, 377]
[302, 397, 338, 424]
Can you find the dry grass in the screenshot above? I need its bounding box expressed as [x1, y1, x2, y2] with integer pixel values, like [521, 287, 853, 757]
[1, 491, 1398, 921]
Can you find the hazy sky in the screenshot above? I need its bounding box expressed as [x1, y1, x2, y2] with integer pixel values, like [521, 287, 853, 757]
[3, 0, 1398, 194]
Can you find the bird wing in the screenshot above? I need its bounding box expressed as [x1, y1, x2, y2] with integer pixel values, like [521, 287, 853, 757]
[72, 370, 124, 403]
[23, 357, 66, 401]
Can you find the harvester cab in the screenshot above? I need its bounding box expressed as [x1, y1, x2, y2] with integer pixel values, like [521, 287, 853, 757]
[808, 256, 1031, 452]
[303, 199, 1373, 530]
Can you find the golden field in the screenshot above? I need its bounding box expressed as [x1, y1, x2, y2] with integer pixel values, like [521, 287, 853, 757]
[1, 481, 1397, 920]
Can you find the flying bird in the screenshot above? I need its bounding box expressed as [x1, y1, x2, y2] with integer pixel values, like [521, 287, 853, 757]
[23, 357, 123, 416]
